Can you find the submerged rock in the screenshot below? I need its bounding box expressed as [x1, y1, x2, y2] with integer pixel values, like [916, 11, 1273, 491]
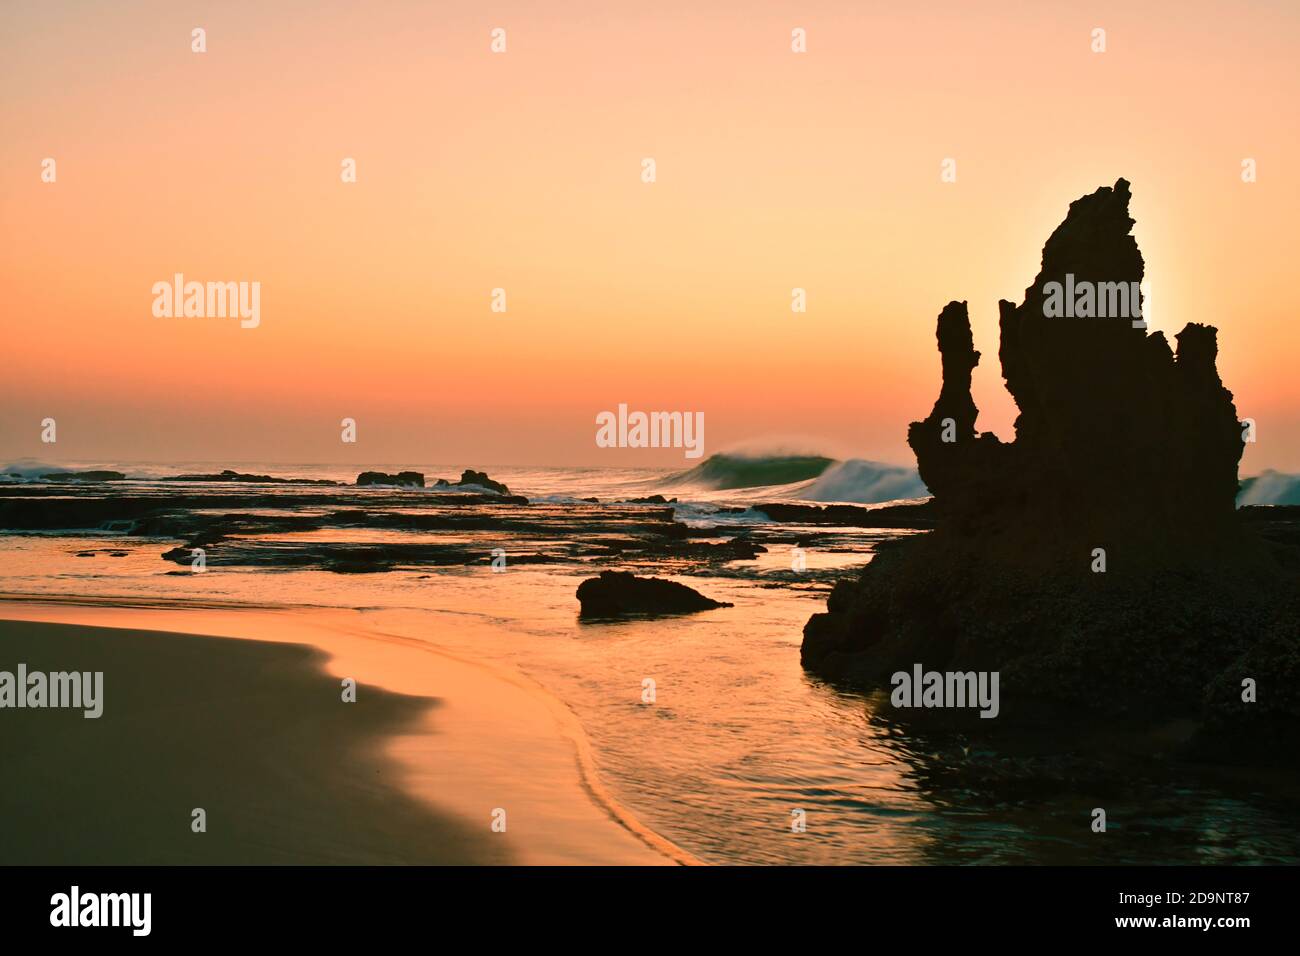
[803, 179, 1300, 746]
[576, 571, 733, 617]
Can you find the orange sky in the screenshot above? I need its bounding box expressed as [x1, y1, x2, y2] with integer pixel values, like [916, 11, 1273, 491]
[2, 0, 1297, 469]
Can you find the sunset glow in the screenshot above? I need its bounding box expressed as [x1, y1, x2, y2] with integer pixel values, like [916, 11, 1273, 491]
[3, 0, 1296, 467]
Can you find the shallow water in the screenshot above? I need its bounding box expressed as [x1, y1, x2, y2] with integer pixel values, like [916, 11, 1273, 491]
[2, 465, 1298, 864]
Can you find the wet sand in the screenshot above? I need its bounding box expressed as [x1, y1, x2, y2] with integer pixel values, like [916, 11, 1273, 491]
[0, 603, 687, 865]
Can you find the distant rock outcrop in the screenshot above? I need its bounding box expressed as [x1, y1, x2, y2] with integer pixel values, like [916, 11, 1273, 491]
[39, 470, 126, 483]
[577, 571, 733, 617]
[356, 471, 425, 488]
[166, 469, 338, 485]
[434, 470, 510, 495]
[803, 179, 1300, 747]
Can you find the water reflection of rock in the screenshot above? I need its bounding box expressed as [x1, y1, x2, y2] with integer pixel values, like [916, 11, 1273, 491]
[860, 697, 1300, 863]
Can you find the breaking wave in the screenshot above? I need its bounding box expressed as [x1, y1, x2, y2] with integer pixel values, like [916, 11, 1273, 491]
[663, 452, 929, 505]
[1238, 471, 1300, 506]
[667, 454, 835, 490]
[799, 459, 929, 503]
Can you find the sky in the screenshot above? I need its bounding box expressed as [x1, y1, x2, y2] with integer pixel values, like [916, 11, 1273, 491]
[2, 0, 1297, 469]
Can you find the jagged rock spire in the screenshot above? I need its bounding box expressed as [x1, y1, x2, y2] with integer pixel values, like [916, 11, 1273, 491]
[909, 179, 1244, 542]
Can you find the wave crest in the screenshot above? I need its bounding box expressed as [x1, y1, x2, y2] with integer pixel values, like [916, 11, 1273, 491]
[667, 453, 835, 490]
[1238, 471, 1300, 506]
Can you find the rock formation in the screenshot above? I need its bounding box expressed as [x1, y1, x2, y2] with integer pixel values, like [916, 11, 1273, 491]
[356, 471, 425, 487]
[906, 179, 1244, 549]
[434, 470, 510, 495]
[803, 179, 1299, 747]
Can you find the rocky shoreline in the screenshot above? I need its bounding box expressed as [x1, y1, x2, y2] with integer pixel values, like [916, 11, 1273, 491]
[0, 469, 869, 579]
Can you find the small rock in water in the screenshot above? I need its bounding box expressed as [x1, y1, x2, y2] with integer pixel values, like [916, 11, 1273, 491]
[433, 470, 511, 494]
[459, 470, 510, 495]
[576, 570, 732, 618]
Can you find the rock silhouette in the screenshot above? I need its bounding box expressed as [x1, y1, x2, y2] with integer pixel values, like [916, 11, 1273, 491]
[165, 469, 338, 485]
[434, 470, 511, 495]
[804, 179, 1299, 749]
[907, 179, 1244, 546]
[356, 471, 425, 487]
[577, 571, 732, 618]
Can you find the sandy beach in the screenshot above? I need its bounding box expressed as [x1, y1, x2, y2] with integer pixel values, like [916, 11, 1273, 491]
[0, 601, 687, 865]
